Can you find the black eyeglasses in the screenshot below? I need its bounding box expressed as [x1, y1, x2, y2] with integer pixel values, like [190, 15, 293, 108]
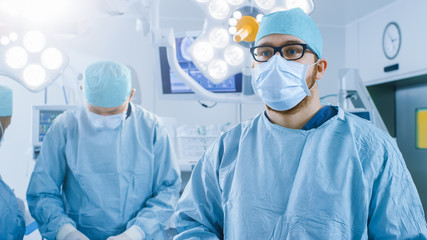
[250, 43, 315, 62]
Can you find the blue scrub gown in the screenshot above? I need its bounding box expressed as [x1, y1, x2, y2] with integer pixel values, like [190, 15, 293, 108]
[0, 176, 25, 240]
[174, 106, 427, 239]
[27, 103, 181, 240]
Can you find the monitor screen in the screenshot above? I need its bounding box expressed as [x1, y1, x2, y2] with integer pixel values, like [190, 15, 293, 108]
[38, 110, 65, 142]
[158, 36, 242, 94]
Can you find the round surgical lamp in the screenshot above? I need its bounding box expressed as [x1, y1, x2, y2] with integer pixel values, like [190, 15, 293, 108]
[192, 41, 214, 62]
[208, 60, 228, 80]
[224, 45, 244, 66]
[5, 47, 28, 69]
[255, 0, 275, 10]
[209, 0, 230, 20]
[284, 0, 314, 14]
[209, 28, 230, 48]
[23, 64, 46, 87]
[23, 31, 46, 53]
[1, 37, 10, 46]
[9, 32, 18, 42]
[227, 0, 244, 5]
[41, 48, 64, 70]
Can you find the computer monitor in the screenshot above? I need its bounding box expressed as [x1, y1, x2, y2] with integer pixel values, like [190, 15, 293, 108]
[158, 34, 242, 95]
[32, 105, 76, 159]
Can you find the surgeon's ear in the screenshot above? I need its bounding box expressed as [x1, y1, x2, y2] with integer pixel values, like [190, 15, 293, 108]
[315, 58, 328, 80]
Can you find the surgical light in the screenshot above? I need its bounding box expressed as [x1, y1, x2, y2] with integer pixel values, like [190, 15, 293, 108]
[284, 0, 314, 14]
[1, 37, 10, 46]
[41, 48, 64, 70]
[209, 0, 230, 20]
[23, 64, 46, 87]
[23, 31, 46, 53]
[192, 42, 214, 62]
[226, 0, 244, 5]
[224, 46, 244, 66]
[190, 0, 315, 84]
[5, 47, 28, 69]
[0, 29, 69, 92]
[255, 0, 275, 10]
[233, 15, 258, 43]
[232, 11, 242, 19]
[209, 28, 230, 48]
[228, 18, 238, 26]
[208, 60, 228, 81]
[9, 32, 18, 42]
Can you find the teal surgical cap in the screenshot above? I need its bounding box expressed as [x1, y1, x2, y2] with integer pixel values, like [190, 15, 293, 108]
[0, 86, 12, 117]
[255, 8, 323, 58]
[84, 61, 132, 108]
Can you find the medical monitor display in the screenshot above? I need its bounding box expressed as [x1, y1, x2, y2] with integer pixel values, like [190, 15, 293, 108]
[159, 36, 242, 94]
[39, 110, 64, 142]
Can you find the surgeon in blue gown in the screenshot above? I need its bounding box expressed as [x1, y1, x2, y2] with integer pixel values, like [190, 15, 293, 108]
[0, 86, 26, 240]
[27, 61, 181, 240]
[173, 8, 427, 239]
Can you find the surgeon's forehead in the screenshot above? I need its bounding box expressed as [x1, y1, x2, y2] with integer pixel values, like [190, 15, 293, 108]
[256, 34, 307, 46]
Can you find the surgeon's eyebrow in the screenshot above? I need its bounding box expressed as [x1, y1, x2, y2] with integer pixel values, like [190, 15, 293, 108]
[257, 40, 305, 47]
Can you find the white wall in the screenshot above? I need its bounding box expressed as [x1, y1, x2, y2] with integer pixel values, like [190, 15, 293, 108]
[317, 25, 346, 100]
[345, 0, 427, 85]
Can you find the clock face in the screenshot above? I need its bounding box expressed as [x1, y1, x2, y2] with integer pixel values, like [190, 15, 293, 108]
[382, 22, 401, 60]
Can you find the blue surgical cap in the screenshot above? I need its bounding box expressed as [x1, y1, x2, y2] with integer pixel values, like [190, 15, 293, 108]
[84, 61, 132, 108]
[0, 86, 12, 117]
[255, 8, 323, 58]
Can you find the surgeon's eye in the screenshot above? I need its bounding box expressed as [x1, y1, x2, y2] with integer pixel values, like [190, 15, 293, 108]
[254, 47, 273, 61]
[282, 45, 304, 60]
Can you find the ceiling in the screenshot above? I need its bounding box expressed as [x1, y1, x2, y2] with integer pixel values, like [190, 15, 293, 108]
[159, 0, 399, 27]
[311, 0, 397, 26]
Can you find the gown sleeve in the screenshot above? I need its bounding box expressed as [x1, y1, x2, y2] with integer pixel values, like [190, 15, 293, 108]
[368, 137, 427, 239]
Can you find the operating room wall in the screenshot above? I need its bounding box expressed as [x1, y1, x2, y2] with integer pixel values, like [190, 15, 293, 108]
[345, 0, 427, 85]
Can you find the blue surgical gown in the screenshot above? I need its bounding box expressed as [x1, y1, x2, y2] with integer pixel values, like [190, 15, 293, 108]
[27, 103, 181, 240]
[174, 107, 427, 239]
[0, 176, 25, 240]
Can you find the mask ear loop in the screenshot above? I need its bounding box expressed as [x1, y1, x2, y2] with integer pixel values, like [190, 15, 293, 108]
[0, 121, 3, 140]
[307, 59, 321, 91]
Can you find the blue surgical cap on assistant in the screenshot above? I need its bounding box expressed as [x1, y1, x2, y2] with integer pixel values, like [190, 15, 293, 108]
[84, 61, 132, 108]
[255, 8, 323, 58]
[0, 86, 12, 117]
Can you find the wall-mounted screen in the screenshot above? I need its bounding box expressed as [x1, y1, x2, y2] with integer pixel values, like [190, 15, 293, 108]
[158, 36, 242, 94]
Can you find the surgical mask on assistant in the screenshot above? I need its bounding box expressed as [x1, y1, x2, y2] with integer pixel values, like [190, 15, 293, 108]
[252, 55, 318, 111]
[86, 108, 126, 129]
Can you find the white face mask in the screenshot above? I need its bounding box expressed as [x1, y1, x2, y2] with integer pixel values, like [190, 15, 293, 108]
[252, 55, 318, 111]
[86, 109, 125, 129]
